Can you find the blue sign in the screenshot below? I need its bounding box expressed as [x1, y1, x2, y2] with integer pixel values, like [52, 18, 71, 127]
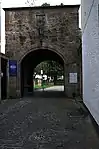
[9, 60, 17, 76]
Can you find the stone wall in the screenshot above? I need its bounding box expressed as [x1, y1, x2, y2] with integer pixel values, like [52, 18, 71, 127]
[5, 5, 80, 62]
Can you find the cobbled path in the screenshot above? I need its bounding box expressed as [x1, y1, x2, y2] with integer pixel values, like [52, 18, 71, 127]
[0, 97, 99, 149]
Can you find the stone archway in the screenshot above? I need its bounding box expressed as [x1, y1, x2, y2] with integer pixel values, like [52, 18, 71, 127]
[20, 48, 65, 97]
[10, 46, 80, 98]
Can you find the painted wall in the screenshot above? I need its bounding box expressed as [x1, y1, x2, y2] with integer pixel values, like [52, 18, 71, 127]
[1, 2, 5, 54]
[82, 0, 99, 125]
[0, 1, 1, 47]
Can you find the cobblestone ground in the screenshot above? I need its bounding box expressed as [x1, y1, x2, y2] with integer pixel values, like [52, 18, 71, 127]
[0, 97, 99, 149]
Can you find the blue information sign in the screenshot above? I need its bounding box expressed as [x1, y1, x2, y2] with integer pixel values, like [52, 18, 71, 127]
[9, 60, 17, 76]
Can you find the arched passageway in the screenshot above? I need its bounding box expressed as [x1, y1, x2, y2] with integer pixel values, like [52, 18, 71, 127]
[21, 49, 65, 97]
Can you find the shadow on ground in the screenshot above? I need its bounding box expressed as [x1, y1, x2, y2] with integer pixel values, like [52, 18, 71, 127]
[24, 86, 65, 98]
[33, 90, 65, 98]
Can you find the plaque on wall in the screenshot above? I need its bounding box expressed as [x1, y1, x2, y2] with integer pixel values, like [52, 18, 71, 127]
[69, 73, 77, 83]
[9, 60, 17, 76]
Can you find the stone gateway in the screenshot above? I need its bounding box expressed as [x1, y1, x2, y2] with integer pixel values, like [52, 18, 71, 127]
[4, 5, 81, 98]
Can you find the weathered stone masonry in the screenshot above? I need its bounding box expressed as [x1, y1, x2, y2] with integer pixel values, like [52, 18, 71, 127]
[4, 5, 81, 98]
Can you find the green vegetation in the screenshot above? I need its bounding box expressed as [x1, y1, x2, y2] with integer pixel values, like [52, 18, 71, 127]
[34, 60, 64, 85]
[34, 83, 54, 89]
[34, 60, 63, 76]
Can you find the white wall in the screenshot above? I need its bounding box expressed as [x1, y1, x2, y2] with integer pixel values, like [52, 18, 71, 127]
[82, 0, 99, 125]
[0, 0, 1, 52]
[1, 3, 5, 54]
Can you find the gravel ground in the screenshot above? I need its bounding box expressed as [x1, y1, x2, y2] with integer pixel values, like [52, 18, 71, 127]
[0, 97, 99, 149]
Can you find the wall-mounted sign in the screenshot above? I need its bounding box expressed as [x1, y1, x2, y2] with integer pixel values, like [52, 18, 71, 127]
[9, 60, 17, 76]
[69, 73, 77, 83]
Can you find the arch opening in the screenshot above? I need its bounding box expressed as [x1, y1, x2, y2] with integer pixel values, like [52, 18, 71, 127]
[20, 49, 65, 98]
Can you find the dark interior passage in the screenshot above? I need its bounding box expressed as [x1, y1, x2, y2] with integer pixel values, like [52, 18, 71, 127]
[1, 58, 7, 100]
[21, 49, 64, 97]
